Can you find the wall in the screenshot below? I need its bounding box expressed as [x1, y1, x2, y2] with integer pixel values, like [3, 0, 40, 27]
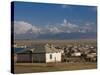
[17, 54, 32, 63]
[17, 53, 46, 63]
[46, 52, 61, 63]
[33, 53, 45, 63]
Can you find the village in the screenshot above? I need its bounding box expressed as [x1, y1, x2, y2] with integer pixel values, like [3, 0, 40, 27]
[13, 41, 97, 63]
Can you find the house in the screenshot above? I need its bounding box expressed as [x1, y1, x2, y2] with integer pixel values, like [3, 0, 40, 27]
[85, 52, 97, 62]
[14, 44, 63, 63]
[71, 52, 81, 57]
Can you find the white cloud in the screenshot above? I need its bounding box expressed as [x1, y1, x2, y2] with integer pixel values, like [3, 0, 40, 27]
[43, 19, 80, 34]
[49, 26, 61, 34]
[14, 21, 32, 34]
[60, 19, 79, 33]
[26, 26, 41, 35]
[14, 21, 40, 34]
[81, 22, 96, 32]
[60, 19, 96, 33]
[14, 20, 96, 35]
[63, 19, 68, 25]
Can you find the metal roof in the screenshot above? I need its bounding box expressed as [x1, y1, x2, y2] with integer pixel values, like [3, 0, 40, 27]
[14, 44, 61, 54]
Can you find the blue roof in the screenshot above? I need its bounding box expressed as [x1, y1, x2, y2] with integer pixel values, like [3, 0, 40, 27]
[14, 48, 25, 53]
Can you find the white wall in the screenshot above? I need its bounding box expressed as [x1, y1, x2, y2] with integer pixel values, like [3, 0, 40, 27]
[46, 52, 61, 63]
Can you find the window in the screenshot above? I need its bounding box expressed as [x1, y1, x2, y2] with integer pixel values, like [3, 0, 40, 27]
[50, 54, 52, 59]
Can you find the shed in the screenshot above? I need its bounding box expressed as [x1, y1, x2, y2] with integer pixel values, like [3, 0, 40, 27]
[14, 44, 62, 63]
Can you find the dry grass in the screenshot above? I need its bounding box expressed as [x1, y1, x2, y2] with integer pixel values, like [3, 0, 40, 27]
[15, 39, 96, 47]
[13, 40, 97, 74]
[14, 62, 97, 74]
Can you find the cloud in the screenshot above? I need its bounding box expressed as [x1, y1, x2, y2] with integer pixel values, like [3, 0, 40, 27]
[47, 26, 62, 34]
[82, 22, 96, 32]
[60, 19, 80, 33]
[14, 21, 40, 34]
[60, 19, 96, 33]
[61, 19, 79, 28]
[14, 20, 96, 35]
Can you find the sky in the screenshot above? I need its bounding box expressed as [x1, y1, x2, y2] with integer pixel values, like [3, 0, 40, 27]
[12, 1, 97, 39]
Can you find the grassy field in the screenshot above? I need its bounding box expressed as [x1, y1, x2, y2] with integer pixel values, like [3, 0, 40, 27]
[14, 62, 97, 74]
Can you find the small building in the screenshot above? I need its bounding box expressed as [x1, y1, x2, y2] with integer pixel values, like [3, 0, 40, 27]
[71, 52, 81, 57]
[85, 52, 97, 62]
[14, 44, 62, 63]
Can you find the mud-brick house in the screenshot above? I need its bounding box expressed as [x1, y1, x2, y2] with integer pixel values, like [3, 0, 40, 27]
[14, 44, 63, 63]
